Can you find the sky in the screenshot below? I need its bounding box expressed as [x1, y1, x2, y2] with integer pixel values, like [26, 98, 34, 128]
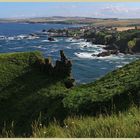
[0, 2, 140, 19]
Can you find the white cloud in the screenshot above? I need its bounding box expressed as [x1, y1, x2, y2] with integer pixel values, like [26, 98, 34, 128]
[100, 5, 140, 18]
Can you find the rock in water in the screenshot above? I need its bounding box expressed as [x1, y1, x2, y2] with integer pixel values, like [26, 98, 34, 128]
[97, 50, 119, 57]
[97, 51, 111, 57]
[48, 37, 55, 41]
[42, 29, 46, 32]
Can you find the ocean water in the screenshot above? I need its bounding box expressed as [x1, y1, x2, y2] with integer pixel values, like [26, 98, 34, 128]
[0, 23, 140, 84]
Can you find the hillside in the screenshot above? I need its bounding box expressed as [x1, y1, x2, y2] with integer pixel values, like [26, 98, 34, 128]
[0, 51, 69, 136]
[64, 59, 140, 115]
[0, 51, 139, 137]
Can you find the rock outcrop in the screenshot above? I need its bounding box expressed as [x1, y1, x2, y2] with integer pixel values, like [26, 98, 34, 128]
[96, 50, 119, 57]
[35, 50, 75, 88]
[48, 37, 55, 41]
[54, 50, 72, 77]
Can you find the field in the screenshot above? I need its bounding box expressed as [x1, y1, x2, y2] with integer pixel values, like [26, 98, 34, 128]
[115, 26, 135, 31]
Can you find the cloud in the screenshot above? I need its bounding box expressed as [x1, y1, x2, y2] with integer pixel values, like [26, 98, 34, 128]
[101, 5, 129, 13]
[1, 3, 140, 19]
[100, 5, 140, 18]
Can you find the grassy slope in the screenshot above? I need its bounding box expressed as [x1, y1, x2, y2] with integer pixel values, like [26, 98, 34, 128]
[0, 51, 67, 135]
[0, 51, 139, 137]
[63, 59, 140, 114]
[32, 106, 140, 138]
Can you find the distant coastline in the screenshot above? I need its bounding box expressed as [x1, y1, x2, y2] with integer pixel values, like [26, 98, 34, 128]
[1, 17, 140, 27]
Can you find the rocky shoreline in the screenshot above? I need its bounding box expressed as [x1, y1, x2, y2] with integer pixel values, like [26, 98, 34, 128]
[1, 24, 139, 58]
[43, 25, 140, 57]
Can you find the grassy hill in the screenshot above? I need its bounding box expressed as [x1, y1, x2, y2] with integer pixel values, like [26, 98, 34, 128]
[0, 51, 68, 136]
[0, 51, 139, 137]
[63, 59, 140, 115]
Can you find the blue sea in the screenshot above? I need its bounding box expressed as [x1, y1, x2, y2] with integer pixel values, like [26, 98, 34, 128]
[0, 23, 140, 84]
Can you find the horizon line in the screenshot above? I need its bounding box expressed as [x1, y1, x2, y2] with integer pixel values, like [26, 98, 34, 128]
[1, 16, 140, 20]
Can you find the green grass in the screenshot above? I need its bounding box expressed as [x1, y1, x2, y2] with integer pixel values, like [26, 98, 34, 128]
[0, 51, 43, 87]
[0, 51, 68, 136]
[63, 59, 140, 114]
[1, 106, 140, 138]
[32, 106, 140, 138]
[0, 51, 139, 137]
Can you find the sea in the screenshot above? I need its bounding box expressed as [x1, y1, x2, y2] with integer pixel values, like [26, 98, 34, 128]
[0, 22, 140, 84]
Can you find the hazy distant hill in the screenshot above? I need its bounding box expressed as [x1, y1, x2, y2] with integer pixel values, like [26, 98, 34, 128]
[1, 16, 140, 26]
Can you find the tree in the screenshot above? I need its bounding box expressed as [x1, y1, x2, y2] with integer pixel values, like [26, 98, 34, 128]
[128, 38, 136, 49]
[127, 38, 136, 53]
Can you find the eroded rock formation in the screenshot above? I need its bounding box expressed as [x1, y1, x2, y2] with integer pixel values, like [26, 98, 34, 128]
[35, 50, 74, 88]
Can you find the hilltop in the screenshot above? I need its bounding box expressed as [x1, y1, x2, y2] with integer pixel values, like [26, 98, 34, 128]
[0, 51, 139, 137]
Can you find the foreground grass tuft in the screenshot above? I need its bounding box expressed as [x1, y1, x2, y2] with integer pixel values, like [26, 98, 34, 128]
[32, 106, 140, 138]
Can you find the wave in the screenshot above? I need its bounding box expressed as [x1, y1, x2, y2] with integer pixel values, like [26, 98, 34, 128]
[41, 40, 50, 42]
[27, 36, 39, 40]
[41, 38, 59, 43]
[0, 34, 39, 41]
[32, 45, 47, 50]
[121, 61, 129, 65]
[116, 65, 123, 68]
[74, 52, 128, 60]
[0, 36, 7, 40]
[73, 41, 105, 49]
[8, 47, 24, 50]
[100, 67, 107, 70]
[16, 35, 27, 40]
[72, 41, 106, 55]
[66, 46, 71, 49]
[66, 38, 80, 42]
[93, 44, 106, 48]
[74, 52, 94, 59]
[50, 49, 59, 53]
[7, 37, 15, 40]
